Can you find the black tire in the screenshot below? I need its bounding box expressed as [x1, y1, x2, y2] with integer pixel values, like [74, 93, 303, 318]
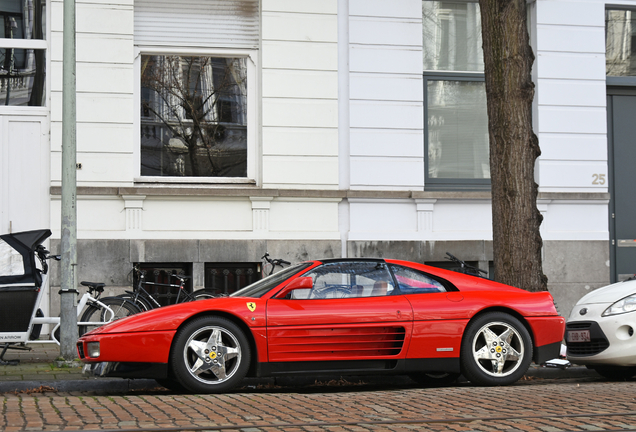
[191, 289, 217, 300]
[460, 312, 532, 386]
[409, 372, 461, 386]
[593, 365, 636, 380]
[171, 316, 251, 394]
[79, 297, 141, 336]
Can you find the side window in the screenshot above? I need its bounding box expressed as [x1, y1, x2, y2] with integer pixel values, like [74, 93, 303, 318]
[390, 265, 446, 294]
[293, 261, 395, 299]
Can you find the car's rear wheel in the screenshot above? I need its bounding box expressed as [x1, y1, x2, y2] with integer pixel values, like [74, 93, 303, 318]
[409, 372, 461, 386]
[460, 312, 532, 386]
[593, 365, 636, 380]
[171, 316, 251, 393]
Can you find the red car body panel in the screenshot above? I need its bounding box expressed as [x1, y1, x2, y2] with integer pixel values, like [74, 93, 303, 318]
[89, 331, 174, 363]
[77, 258, 566, 380]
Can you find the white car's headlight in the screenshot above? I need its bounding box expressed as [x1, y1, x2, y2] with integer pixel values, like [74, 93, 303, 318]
[602, 294, 636, 316]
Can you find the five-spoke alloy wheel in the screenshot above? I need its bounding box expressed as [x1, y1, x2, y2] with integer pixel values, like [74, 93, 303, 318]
[171, 316, 250, 393]
[460, 312, 532, 386]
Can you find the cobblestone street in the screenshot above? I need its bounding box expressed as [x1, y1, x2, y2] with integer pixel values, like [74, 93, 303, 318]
[2, 376, 636, 432]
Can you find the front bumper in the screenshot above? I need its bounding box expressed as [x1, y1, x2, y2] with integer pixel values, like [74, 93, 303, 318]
[566, 302, 636, 366]
[83, 361, 168, 379]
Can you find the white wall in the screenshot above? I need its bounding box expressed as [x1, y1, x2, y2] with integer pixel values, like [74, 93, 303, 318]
[534, 0, 608, 194]
[348, 0, 424, 191]
[261, 0, 339, 189]
[50, 0, 135, 189]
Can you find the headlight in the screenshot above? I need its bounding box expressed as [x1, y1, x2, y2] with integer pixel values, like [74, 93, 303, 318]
[602, 294, 636, 316]
[86, 342, 100, 358]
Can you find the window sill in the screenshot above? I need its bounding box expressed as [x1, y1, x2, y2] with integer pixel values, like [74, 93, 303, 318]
[134, 177, 256, 186]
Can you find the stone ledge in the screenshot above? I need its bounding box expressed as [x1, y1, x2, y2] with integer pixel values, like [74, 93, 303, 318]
[49, 186, 610, 201]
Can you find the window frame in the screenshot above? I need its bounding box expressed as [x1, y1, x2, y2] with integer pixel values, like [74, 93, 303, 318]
[424, 71, 490, 191]
[0, 0, 48, 112]
[133, 46, 259, 184]
[606, 7, 636, 86]
[423, 0, 490, 191]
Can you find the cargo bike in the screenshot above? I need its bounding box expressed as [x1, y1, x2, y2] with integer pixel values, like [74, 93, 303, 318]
[0, 229, 139, 365]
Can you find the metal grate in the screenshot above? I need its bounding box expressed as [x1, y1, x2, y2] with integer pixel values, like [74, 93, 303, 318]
[204, 263, 260, 296]
[567, 339, 610, 356]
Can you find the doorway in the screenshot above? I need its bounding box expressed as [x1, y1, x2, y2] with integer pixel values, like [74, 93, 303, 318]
[607, 90, 636, 282]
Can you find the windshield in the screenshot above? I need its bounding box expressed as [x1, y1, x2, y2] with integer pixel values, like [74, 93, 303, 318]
[230, 262, 313, 298]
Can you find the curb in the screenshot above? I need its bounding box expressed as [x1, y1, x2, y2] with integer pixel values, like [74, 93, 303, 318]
[0, 378, 160, 393]
[0, 366, 598, 394]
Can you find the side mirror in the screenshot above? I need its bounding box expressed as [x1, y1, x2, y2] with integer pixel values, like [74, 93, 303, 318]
[275, 277, 313, 299]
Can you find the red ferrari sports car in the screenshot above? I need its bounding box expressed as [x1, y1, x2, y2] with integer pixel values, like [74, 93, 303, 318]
[78, 258, 565, 393]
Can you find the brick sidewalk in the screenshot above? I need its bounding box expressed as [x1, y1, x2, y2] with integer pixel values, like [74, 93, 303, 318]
[1, 379, 635, 431]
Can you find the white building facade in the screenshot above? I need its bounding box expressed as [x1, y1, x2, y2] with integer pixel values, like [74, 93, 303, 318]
[0, 0, 632, 317]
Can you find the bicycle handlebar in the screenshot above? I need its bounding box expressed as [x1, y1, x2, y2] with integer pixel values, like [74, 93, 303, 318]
[445, 252, 487, 277]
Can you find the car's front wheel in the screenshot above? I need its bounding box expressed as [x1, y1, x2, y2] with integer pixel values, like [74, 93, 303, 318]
[171, 316, 251, 393]
[460, 312, 532, 386]
[593, 365, 636, 380]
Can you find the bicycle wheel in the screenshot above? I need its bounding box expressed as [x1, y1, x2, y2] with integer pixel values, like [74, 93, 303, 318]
[118, 292, 154, 311]
[79, 297, 141, 336]
[191, 289, 217, 300]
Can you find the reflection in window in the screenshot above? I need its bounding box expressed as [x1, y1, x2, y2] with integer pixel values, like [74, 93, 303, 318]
[299, 261, 395, 299]
[140, 55, 247, 177]
[391, 265, 446, 294]
[606, 9, 636, 77]
[0, 0, 46, 106]
[0, 48, 45, 106]
[427, 80, 489, 179]
[423, 1, 483, 72]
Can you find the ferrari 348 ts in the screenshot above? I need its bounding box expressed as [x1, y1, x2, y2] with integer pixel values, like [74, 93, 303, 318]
[78, 258, 565, 393]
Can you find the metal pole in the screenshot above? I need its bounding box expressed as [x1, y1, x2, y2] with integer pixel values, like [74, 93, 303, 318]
[60, 0, 78, 360]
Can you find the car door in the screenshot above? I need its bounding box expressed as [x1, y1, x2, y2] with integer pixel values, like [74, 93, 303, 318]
[266, 260, 413, 363]
[387, 263, 468, 360]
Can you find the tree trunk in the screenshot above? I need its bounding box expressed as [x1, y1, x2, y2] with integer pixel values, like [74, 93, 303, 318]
[479, 0, 547, 292]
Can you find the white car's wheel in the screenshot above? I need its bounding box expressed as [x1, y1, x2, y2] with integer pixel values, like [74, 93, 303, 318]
[461, 312, 532, 386]
[171, 316, 251, 393]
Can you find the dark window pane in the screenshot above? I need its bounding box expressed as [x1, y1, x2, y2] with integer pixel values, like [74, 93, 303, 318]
[427, 80, 489, 180]
[0, 0, 46, 40]
[140, 55, 247, 177]
[423, 1, 483, 72]
[606, 9, 636, 76]
[204, 262, 260, 296]
[0, 48, 45, 106]
[132, 263, 192, 307]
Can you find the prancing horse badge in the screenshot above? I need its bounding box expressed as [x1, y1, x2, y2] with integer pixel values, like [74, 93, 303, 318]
[247, 302, 256, 312]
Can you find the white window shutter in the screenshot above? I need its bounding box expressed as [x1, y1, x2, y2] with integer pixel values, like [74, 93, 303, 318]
[134, 0, 259, 49]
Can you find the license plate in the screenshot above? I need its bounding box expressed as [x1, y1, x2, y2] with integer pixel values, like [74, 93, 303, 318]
[567, 330, 591, 343]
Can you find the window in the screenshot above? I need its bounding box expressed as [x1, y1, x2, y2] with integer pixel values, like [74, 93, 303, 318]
[296, 261, 396, 299]
[0, 0, 46, 106]
[390, 265, 446, 294]
[133, 263, 192, 307]
[204, 262, 260, 296]
[140, 55, 248, 177]
[606, 9, 636, 77]
[423, 1, 489, 190]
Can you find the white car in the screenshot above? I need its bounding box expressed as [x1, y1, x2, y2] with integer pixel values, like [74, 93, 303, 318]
[566, 279, 636, 379]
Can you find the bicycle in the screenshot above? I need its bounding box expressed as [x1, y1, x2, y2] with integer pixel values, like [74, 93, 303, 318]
[261, 253, 291, 277]
[119, 266, 215, 312]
